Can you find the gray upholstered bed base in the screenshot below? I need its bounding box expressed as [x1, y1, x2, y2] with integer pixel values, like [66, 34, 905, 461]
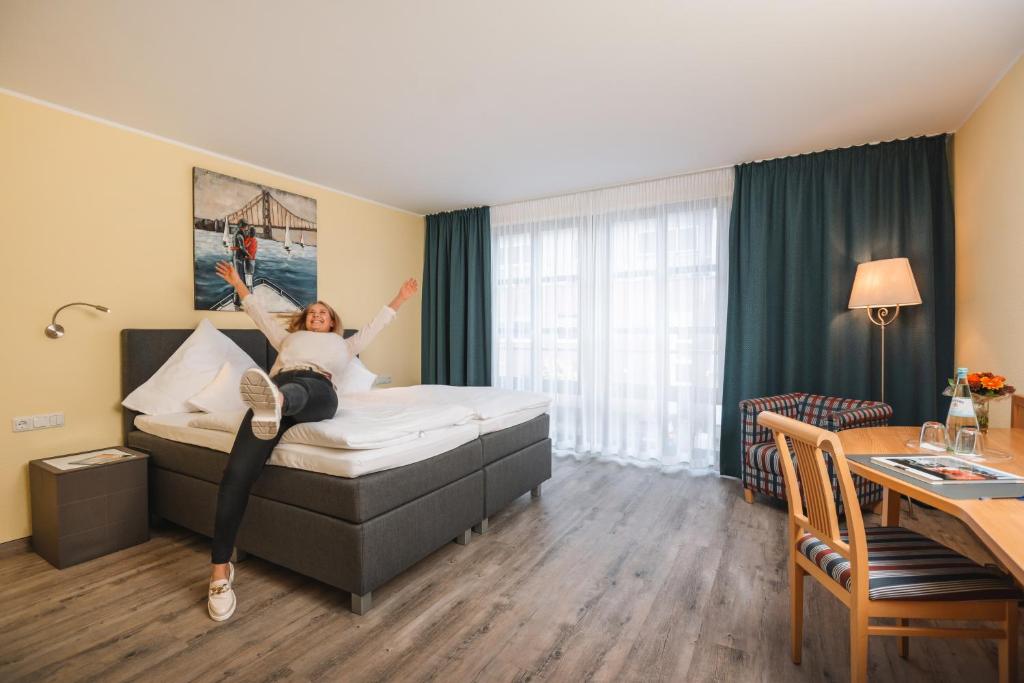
[149, 464, 485, 597]
[121, 329, 551, 614]
[480, 412, 552, 520]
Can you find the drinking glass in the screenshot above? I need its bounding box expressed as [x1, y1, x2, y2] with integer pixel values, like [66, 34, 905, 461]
[917, 421, 946, 454]
[906, 422, 948, 452]
[953, 426, 981, 458]
[918, 422, 948, 452]
[954, 429, 1012, 462]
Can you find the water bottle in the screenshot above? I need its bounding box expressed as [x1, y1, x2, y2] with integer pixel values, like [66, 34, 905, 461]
[945, 367, 979, 448]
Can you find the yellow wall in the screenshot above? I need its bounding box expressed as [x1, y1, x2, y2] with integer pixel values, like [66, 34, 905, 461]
[954, 56, 1024, 429]
[0, 92, 424, 543]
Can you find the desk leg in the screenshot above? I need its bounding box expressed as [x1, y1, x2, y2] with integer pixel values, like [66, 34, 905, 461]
[880, 489, 901, 527]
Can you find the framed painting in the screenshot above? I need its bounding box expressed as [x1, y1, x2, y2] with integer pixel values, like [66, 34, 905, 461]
[193, 167, 317, 312]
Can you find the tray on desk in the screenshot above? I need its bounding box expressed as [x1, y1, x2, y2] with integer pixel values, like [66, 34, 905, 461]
[848, 454, 1024, 500]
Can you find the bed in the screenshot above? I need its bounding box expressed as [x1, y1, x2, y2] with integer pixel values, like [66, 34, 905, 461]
[120, 328, 551, 614]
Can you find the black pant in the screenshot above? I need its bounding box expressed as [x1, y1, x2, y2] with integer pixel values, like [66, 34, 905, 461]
[232, 255, 255, 307]
[211, 370, 337, 564]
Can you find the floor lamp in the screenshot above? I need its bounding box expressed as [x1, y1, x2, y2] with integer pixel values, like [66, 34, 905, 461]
[848, 258, 922, 403]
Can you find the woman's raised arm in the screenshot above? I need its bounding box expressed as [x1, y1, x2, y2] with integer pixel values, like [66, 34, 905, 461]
[389, 278, 419, 311]
[215, 261, 288, 349]
[346, 278, 419, 355]
[215, 262, 251, 301]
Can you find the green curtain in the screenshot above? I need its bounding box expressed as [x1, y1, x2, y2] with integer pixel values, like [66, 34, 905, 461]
[422, 206, 492, 386]
[719, 135, 955, 477]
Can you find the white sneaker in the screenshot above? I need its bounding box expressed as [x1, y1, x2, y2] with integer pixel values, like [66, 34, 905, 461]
[240, 368, 282, 440]
[208, 562, 236, 622]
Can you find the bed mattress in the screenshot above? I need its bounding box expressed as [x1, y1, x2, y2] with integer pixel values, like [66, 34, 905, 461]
[134, 413, 480, 478]
[475, 406, 548, 435]
[480, 413, 551, 465]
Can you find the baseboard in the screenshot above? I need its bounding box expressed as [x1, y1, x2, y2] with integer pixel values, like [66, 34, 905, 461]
[0, 536, 31, 558]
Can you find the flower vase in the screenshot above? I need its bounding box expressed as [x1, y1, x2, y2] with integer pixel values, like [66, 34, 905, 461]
[972, 397, 991, 433]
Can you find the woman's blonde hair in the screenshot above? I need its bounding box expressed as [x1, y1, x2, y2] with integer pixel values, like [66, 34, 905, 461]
[286, 300, 343, 335]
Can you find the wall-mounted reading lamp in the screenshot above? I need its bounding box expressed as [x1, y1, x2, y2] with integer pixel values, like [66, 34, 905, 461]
[45, 302, 111, 339]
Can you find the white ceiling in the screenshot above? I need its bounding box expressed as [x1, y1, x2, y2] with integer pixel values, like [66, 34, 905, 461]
[2, 1, 1023, 215]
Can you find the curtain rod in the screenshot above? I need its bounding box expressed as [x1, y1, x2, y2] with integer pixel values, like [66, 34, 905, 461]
[744, 131, 954, 166]
[489, 163, 735, 211]
[488, 130, 954, 211]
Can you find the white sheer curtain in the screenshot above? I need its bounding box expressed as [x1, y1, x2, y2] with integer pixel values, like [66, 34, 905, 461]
[491, 168, 733, 472]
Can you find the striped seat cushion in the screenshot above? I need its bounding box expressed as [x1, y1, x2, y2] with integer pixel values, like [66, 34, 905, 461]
[797, 526, 1021, 601]
[746, 442, 782, 475]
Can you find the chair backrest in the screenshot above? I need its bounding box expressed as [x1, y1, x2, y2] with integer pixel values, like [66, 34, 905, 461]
[757, 411, 869, 594]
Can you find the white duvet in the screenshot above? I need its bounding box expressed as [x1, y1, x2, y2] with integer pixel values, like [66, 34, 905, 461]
[134, 412, 482, 478]
[367, 385, 551, 420]
[189, 384, 551, 450]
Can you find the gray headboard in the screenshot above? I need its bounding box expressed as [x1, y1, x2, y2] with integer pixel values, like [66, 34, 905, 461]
[120, 327, 355, 439]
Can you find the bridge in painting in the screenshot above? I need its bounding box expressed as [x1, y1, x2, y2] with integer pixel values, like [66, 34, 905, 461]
[193, 189, 317, 247]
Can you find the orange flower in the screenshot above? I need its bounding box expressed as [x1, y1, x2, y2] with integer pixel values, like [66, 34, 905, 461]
[967, 372, 983, 384]
[981, 376, 1005, 390]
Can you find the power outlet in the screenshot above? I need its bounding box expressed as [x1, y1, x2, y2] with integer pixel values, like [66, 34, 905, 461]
[12, 413, 64, 432]
[374, 375, 393, 386]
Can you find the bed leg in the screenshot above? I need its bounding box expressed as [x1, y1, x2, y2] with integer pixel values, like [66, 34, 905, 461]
[472, 518, 489, 535]
[350, 591, 372, 615]
[231, 547, 249, 563]
[531, 484, 543, 499]
[454, 529, 472, 545]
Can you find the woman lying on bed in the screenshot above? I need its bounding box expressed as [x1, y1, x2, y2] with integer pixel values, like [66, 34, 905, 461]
[207, 261, 418, 621]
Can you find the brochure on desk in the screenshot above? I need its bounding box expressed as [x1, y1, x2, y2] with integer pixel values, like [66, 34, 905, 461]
[871, 455, 1024, 485]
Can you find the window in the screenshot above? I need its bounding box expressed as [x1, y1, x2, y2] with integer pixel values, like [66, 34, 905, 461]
[492, 169, 733, 471]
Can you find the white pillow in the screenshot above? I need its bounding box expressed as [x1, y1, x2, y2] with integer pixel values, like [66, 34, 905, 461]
[186, 359, 257, 413]
[335, 357, 378, 395]
[122, 319, 259, 415]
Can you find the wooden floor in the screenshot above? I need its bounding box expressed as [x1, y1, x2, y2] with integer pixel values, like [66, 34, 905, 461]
[0, 457, 1020, 682]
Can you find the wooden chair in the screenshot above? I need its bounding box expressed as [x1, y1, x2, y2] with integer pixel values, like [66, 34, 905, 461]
[1012, 394, 1023, 429]
[758, 410, 1021, 683]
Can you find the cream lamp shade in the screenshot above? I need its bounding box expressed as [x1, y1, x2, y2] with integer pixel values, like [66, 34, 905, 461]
[848, 257, 921, 404]
[848, 258, 922, 309]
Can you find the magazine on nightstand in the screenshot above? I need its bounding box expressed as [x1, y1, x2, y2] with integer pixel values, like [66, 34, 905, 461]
[871, 455, 1024, 484]
[43, 448, 136, 471]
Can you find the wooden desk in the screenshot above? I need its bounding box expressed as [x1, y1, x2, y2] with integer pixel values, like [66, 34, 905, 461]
[841, 426, 1024, 586]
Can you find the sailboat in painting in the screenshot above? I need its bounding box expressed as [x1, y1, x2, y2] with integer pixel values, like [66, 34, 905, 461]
[284, 224, 293, 254]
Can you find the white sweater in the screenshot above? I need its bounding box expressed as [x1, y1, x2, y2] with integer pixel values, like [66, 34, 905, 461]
[242, 295, 396, 391]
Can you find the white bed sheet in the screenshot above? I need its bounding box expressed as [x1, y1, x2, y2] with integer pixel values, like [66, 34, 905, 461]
[133, 413, 480, 478]
[185, 385, 549, 448]
[367, 385, 551, 420]
[189, 400, 473, 450]
[475, 406, 549, 435]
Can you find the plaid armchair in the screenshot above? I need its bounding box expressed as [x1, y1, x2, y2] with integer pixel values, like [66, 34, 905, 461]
[739, 393, 892, 513]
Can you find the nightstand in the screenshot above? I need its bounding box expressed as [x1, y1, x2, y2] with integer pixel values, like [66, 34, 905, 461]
[29, 447, 149, 569]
